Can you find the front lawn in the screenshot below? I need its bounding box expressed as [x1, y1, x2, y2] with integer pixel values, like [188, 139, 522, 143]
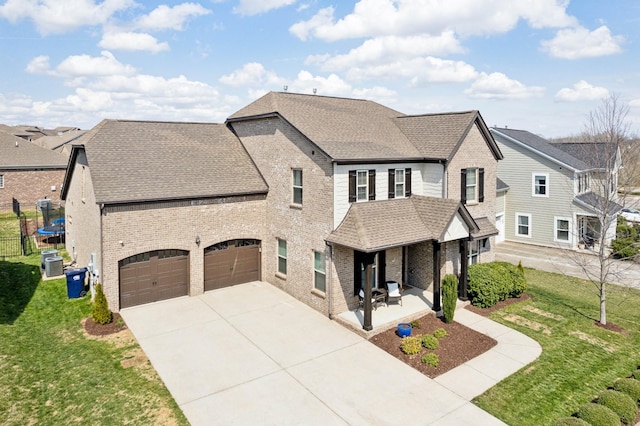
[0, 254, 188, 425]
[475, 268, 640, 425]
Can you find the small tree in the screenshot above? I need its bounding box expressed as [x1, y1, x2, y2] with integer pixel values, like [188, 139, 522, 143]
[442, 274, 458, 323]
[92, 283, 112, 325]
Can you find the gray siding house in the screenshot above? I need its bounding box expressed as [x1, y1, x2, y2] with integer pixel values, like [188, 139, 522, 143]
[490, 127, 621, 250]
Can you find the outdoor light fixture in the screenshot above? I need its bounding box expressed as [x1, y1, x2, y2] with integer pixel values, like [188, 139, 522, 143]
[195, 235, 201, 246]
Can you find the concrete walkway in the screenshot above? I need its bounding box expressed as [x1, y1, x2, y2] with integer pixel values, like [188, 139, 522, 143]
[495, 240, 640, 290]
[121, 281, 540, 425]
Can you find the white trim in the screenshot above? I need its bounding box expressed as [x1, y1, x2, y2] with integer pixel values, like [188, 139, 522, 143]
[292, 168, 303, 205]
[313, 250, 326, 293]
[554, 216, 571, 243]
[515, 212, 532, 238]
[465, 168, 478, 204]
[532, 173, 549, 197]
[356, 169, 368, 202]
[394, 168, 405, 199]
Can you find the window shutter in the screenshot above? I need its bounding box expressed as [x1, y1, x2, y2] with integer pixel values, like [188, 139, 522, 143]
[388, 169, 395, 199]
[479, 168, 485, 203]
[348, 170, 356, 203]
[368, 169, 376, 200]
[405, 168, 412, 197]
[460, 169, 467, 204]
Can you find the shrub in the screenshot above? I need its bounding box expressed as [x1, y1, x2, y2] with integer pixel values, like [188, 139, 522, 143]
[597, 389, 638, 424]
[421, 353, 439, 367]
[613, 378, 640, 403]
[575, 403, 619, 426]
[421, 334, 439, 350]
[517, 260, 525, 279]
[442, 274, 457, 323]
[410, 319, 421, 329]
[612, 221, 640, 259]
[400, 336, 422, 355]
[433, 328, 448, 338]
[553, 417, 591, 426]
[633, 369, 640, 380]
[92, 283, 112, 325]
[467, 262, 527, 308]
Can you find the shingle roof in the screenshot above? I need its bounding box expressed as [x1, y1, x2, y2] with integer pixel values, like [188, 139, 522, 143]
[68, 119, 268, 204]
[551, 142, 618, 169]
[496, 177, 509, 192]
[0, 132, 67, 169]
[471, 217, 499, 239]
[228, 92, 500, 162]
[326, 195, 476, 252]
[491, 127, 589, 171]
[575, 192, 623, 215]
[33, 131, 87, 153]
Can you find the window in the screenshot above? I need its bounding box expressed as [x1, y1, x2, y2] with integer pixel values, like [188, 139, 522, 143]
[468, 241, 479, 265]
[0, 174, 3, 189]
[555, 217, 570, 242]
[313, 251, 326, 292]
[578, 173, 589, 193]
[533, 173, 549, 197]
[349, 169, 376, 202]
[388, 168, 412, 199]
[292, 169, 303, 205]
[516, 213, 531, 237]
[277, 239, 287, 275]
[461, 168, 484, 204]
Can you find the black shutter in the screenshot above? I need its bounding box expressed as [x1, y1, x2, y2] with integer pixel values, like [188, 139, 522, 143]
[388, 169, 395, 199]
[368, 169, 376, 200]
[479, 168, 485, 203]
[348, 170, 356, 203]
[405, 168, 412, 197]
[461, 169, 467, 204]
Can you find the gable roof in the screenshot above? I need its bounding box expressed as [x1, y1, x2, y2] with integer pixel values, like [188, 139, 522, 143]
[575, 192, 623, 216]
[62, 119, 268, 204]
[496, 177, 509, 192]
[326, 195, 477, 252]
[228, 91, 500, 163]
[491, 127, 590, 171]
[33, 131, 87, 153]
[0, 132, 67, 169]
[551, 142, 619, 169]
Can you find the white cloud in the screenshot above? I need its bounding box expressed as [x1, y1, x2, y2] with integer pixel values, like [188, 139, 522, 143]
[345, 57, 477, 85]
[25, 55, 51, 74]
[286, 70, 353, 96]
[219, 63, 282, 87]
[290, 0, 576, 42]
[555, 80, 609, 102]
[99, 32, 170, 53]
[233, 0, 297, 16]
[465, 72, 545, 100]
[628, 99, 640, 108]
[0, 0, 135, 35]
[541, 25, 623, 59]
[55, 51, 137, 79]
[308, 33, 464, 72]
[135, 3, 211, 31]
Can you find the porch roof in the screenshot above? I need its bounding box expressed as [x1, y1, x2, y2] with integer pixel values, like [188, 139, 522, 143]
[326, 195, 478, 252]
[471, 217, 499, 240]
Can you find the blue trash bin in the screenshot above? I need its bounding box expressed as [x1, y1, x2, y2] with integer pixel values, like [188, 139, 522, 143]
[64, 268, 87, 299]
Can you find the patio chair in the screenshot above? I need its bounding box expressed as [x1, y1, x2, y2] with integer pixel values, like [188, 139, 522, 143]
[358, 288, 379, 310]
[385, 281, 403, 306]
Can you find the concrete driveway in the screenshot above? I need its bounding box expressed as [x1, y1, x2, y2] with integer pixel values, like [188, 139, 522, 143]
[121, 281, 509, 425]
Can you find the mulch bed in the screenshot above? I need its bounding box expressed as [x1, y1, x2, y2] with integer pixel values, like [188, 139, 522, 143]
[464, 293, 533, 317]
[83, 313, 127, 336]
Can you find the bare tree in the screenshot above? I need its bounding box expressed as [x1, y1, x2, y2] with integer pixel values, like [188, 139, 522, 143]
[563, 94, 638, 325]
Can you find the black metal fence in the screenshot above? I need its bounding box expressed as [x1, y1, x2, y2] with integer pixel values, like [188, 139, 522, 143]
[0, 236, 22, 258]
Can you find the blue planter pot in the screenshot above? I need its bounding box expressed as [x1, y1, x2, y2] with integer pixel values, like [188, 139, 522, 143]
[397, 323, 412, 338]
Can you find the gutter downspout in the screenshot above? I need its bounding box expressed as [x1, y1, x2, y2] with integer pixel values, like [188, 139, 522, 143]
[99, 203, 105, 303]
[326, 242, 333, 319]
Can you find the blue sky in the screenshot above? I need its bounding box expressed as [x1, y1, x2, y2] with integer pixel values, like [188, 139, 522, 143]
[0, 0, 638, 137]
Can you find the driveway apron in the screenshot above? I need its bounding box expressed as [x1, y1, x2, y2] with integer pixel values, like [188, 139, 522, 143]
[121, 281, 507, 425]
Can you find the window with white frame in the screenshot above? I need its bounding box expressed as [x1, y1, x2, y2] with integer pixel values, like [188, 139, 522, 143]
[292, 169, 303, 205]
[394, 169, 405, 198]
[578, 173, 589, 194]
[313, 251, 326, 292]
[516, 213, 531, 237]
[465, 168, 477, 203]
[468, 241, 479, 265]
[277, 239, 287, 275]
[0, 174, 4, 189]
[533, 173, 548, 197]
[555, 217, 570, 242]
[356, 170, 368, 201]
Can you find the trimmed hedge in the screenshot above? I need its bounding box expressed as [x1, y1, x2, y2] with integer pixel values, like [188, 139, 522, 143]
[576, 403, 619, 426]
[632, 369, 640, 380]
[468, 261, 527, 308]
[553, 417, 591, 426]
[597, 389, 638, 424]
[92, 283, 112, 325]
[421, 334, 439, 350]
[400, 336, 422, 355]
[613, 378, 640, 403]
[442, 274, 457, 323]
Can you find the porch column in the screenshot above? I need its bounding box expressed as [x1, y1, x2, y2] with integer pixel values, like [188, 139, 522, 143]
[432, 241, 441, 311]
[459, 239, 469, 301]
[362, 252, 376, 331]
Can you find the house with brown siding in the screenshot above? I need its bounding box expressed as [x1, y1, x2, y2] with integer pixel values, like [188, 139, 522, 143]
[62, 92, 503, 331]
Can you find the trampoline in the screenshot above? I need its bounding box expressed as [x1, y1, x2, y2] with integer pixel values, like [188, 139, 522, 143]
[37, 218, 65, 236]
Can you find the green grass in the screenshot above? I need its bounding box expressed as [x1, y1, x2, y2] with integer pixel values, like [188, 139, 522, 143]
[0, 213, 20, 238]
[0, 254, 188, 425]
[474, 268, 640, 425]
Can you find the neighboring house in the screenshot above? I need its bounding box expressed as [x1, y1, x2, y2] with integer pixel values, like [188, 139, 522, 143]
[32, 130, 87, 156]
[0, 131, 67, 208]
[490, 127, 621, 250]
[62, 92, 503, 331]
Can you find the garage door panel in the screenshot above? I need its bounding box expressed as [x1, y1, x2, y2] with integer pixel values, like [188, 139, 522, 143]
[204, 240, 260, 291]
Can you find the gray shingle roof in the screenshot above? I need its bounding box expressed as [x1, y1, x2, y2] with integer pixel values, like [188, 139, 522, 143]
[491, 127, 590, 171]
[496, 177, 509, 192]
[0, 132, 67, 169]
[70, 119, 268, 204]
[326, 195, 476, 252]
[575, 192, 623, 215]
[551, 142, 617, 169]
[33, 131, 87, 153]
[471, 217, 499, 239]
[228, 92, 499, 162]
